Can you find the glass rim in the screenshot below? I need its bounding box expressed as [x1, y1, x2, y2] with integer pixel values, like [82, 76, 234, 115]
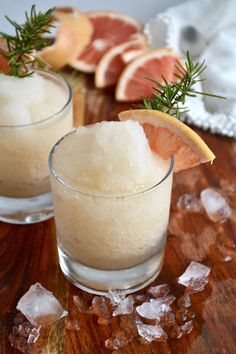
[49, 128, 175, 199]
[0, 69, 72, 128]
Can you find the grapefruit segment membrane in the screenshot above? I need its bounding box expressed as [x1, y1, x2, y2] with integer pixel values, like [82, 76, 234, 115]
[95, 34, 147, 88]
[121, 49, 146, 64]
[118, 109, 215, 172]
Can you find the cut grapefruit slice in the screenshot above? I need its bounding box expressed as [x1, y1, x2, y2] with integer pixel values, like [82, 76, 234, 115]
[70, 11, 142, 73]
[39, 8, 93, 70]
[118, 109, 215, 172]
[116, 49, 180, 102]
[95, 34, 147, 88]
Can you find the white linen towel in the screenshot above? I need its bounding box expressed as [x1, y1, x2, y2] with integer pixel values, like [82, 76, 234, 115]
[145, 0, 236, 138]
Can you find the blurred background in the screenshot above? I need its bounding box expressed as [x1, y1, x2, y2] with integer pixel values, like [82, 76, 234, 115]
[0, 0, 183, 32]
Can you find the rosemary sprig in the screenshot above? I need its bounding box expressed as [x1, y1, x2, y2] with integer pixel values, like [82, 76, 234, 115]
[0, 5, 54, 77]
[137, 51, 225, 119]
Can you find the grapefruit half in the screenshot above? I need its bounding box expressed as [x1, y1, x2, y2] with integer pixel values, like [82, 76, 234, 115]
[95, 34, 147, 88]
[118, 109, 215, 172]
[116, 49, 180, 102]
[70, 11, 142, 73]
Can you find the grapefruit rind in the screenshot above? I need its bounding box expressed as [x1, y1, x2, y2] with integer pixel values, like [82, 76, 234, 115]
[115, 48, 180, 101]
[39, 8, 93, 70]
[121, 49, 146, 64]
[118, 109, 215, 172]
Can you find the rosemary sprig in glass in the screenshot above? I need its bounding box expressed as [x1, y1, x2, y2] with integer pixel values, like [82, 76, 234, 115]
[0, 5, 54, 77]
[137, 51, 225, 119]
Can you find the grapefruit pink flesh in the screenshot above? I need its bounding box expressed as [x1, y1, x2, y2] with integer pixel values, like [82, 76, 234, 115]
[70, 11, 142, 73]
[116, 50, 180, 101]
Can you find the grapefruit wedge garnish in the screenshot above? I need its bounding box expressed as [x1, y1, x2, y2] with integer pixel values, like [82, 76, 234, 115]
[116, 49, 180, 102]
[95, 34, 147, 88]
[118, 109, 215, 172]
[70, 11, 142, 73]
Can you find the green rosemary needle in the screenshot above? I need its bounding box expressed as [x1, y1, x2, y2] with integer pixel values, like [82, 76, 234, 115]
[0, 5, 54, 77]
[137, 51, 226, 119]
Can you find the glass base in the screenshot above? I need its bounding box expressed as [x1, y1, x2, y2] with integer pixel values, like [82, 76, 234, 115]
[0, 192, 54, 224]
[58, 245, 165, 295]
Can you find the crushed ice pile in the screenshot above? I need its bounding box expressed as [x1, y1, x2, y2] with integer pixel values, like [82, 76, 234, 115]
[177, 185, 233, 223]
[73, 261, 209, 350]
[10, 261, 211, 352]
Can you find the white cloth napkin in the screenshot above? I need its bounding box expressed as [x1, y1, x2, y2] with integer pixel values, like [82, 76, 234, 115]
[145, 0, 236, 138]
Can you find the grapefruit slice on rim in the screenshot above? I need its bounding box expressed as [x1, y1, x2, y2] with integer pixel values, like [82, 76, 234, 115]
[70, 11, 142, 73]
[95, 34, 147, 88]
[116, 49, 180, 102]
[118, 109, 215, 172]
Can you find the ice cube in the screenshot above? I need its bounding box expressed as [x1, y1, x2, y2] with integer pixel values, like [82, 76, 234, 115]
[106, 289, 126, 306]
[27, 327, 41, 343]
[224, 255, 232, 262]
[178, 261, 211, 292]
[200, 188, 231, 223]
[160, 312, 175, 327]
[177, 193, 203, 213]
[136, 323, 167, 343]
[112, 295, 134, 316]
[136, 299, 171, 320]
[181, 320, 193, 334]
[177, 294, 191, 308]
[9, 313, 41, 353]
[187, 277, 209, 292]
[105, 330, 131, 350]
[157, 294, 176, 305]
[147, 284, 170, 298]
[89, 296, 111, 324]
[16, 283, 68, 326]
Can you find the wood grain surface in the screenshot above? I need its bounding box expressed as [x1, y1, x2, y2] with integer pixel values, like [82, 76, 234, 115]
[1, 75, 236, 354]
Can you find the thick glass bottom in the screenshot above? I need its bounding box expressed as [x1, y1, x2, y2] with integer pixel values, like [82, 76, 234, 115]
[0, 192, 54, 224]
[58, 245, 165, 295]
